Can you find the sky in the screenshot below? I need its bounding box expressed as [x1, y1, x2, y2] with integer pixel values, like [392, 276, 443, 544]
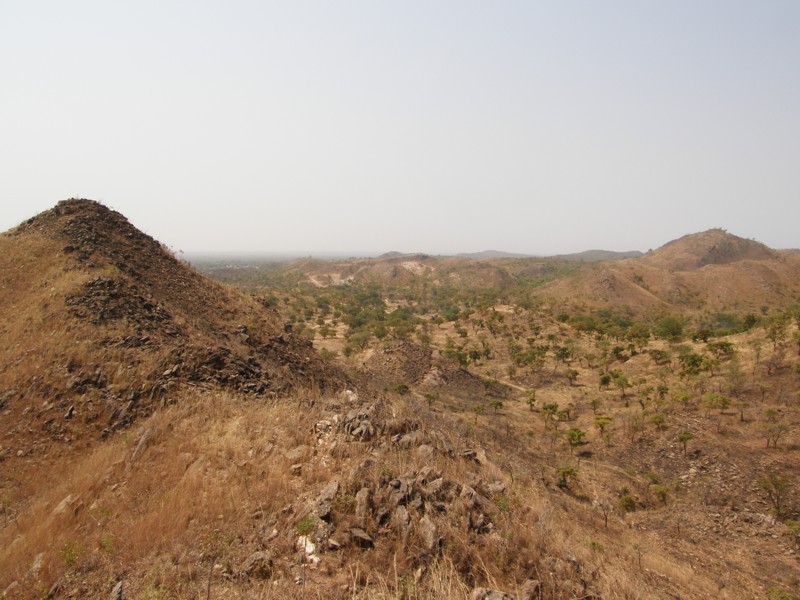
[1, 1, 799, 256]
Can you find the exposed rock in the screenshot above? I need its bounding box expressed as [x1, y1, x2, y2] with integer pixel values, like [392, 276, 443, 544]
[52, 494, 75, 516]
[394, 505, 411, 532]
[110, 580, 123, 600]
[284, 445, 309, 463]
[290, 463, 302, 476]
[415, 466, 441, 485]
[296, 536, 321, 566]
[487, 481, 506, 495]
[461, 449, 477, 460]
[350, 527, 374, 548]
[415, 444, 435, 461]
[129, 428, 152, 465]
[340, 389, 358, 404]
[355, 487, 371, 527]
[422, 367, 445, 387]
[469, 588, 515, 600]
[431, 431, 453, 454]
[30, 552, 44, 577]
[418, 515, 440, 552]
[328, 538, 342, 551]
[240, 551, 273, 578]
[388, 478, 411, 507]
[342, 405, 377, 441]
[315, 480, 339, 520]
[396, 430, 426, 448]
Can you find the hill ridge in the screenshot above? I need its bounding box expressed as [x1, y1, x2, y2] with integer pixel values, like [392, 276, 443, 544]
[641, 228, 776, 272]
[1, 199, 344, 440]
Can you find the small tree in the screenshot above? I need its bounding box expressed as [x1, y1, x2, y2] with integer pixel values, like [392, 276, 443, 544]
[526, 390, 537, 411]
[566, 428, 586, 453]
[566, 368, 580, 386]
[611, 371, 630, 403]
[594, 415, 612, 436]
[617, 492, 637, 513]
[764, 421, 789, 449]
[593, 498, 612, 527]
[541, 402, 559, 429]
[735, 400, 750, 422]
[759, 472, 792, 518]
[673, 390, 692, 410]
[677, 431, 693, 456]
[598, 372, 612, 390]
[473, 403, 485, 425]
[702, 392, 731, 417]
[556, 465, 578, 489]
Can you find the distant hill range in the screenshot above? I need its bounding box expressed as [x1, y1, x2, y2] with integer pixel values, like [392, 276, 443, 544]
[380, 249, 643, 261]
[551, 249, 644, 262]
[201, 228, 800, 317]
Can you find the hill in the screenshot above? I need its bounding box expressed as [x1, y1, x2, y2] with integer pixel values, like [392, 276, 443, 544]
[639, 229, 777, 272]
[0, 199, 344, 442]
[540, 230, 800, 316]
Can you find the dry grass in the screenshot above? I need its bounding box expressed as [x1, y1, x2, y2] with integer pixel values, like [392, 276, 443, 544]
[0, 390, 326, 598]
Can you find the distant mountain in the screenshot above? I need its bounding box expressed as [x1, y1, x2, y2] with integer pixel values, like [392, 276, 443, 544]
[457, 249, 642, 262]
[457, 250, 536, 260]
[552, 249, 643, 262]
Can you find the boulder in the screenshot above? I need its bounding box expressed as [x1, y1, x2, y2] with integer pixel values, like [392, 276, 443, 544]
[239, 551, 273, 578]
[355, 487, 371, 527]
[314, 480, 339, 520]
[109, 581, 123, 600]
[418, 515, 439, 552]
[349, 528, 374, 548]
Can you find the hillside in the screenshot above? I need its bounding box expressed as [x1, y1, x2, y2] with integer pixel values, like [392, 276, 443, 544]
[539, 230, 800, 317]
[0, 200, 345, 571]
[2, 207, 800, 599]
[639, 229, 777, 272]
[0, 200, 341, 422]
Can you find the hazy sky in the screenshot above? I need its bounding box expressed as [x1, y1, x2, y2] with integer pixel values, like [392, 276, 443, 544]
[2, 1, 798, 256]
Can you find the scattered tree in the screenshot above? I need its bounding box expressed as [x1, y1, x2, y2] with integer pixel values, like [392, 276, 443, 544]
[759, 472, 792, 518]
[566, 428, 586, 453]
[677, 431, 693, 456]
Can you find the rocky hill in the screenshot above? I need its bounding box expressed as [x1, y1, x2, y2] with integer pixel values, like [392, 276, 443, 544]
[540, 230, 800, 316]
[638, 229, 777, 272]
[0, 199, 344, 443]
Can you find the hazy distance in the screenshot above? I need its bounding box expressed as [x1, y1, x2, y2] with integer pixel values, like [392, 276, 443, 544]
[1, 2, 798, 256]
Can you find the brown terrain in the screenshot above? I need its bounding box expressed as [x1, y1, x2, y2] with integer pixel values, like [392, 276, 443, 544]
[542, 229, 800, 315]
[1, 202, 799, 599]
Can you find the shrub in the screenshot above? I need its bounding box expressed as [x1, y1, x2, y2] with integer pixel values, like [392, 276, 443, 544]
[618, 494, 636, 513]
[294, 516, 318, 536]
